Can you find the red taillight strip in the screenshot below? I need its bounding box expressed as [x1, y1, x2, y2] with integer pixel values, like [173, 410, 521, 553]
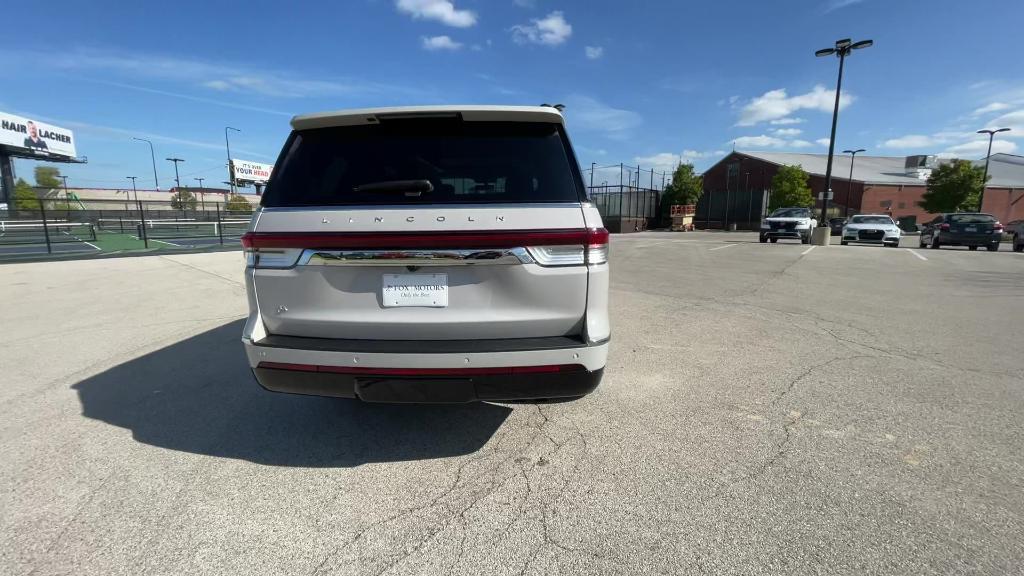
[257, 362, 585, 376]
[242, 228, 609, 250]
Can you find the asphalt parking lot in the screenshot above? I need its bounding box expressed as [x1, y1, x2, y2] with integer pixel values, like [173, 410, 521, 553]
[2, 231, 1022, 575]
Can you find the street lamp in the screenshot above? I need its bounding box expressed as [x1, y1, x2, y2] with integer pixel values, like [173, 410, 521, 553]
[132, 137, 159, 190]
[977, 127, 1010, 211]
[126, 176, 139, 212]
[166, 158, 185, 210]
[842, 148, 866, 218]
[225, 127, 240, 194]
[815, 38, 873, 226]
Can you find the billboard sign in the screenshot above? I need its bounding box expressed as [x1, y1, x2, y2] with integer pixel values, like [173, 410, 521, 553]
[0, 111, 77, 158]
[231, 159, 273, 185]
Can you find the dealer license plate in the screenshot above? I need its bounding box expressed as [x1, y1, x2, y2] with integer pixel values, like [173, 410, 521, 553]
[382, 274, 448, 308]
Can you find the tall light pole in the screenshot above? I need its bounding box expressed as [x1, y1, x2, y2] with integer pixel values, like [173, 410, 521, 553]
[815, 38, 873, 226]
[977, 128, 1010, 212]
[842, 148, 866, 218]
[132, 137, 159, 191]
[194, 177, 206, 212]
[225, 127, 240, 194]
[126, 176, 139, 209]
[166, 158, 185, 210]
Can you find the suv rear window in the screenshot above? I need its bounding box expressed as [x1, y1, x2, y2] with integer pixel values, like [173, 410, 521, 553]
[261, 119, 583, 207]
[949, 214, 995, 223]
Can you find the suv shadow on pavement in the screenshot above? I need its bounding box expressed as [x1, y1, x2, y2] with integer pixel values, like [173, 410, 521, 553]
[71, 320, 512, 467]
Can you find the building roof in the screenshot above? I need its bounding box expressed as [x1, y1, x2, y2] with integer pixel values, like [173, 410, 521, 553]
[974, 153, 1024, 188]
[733, 151, 1024, 188]
[291, 105, 564, 130]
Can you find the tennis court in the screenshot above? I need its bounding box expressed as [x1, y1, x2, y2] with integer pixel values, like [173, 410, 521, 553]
[0, 221, 102, 257]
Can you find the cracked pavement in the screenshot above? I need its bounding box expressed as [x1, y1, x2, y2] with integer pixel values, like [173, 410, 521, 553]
[2, 233, 1023, 575]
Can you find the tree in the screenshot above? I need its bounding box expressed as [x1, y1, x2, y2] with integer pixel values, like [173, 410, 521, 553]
[13, 178, 39, 210]
[659, 162, 702, 224]
[918, 159, 985, 213]
[34, 166, 61, 188]
[769, 165, 813, 211]
[170, 188, 198, 210]
[224, 193, 254, 213]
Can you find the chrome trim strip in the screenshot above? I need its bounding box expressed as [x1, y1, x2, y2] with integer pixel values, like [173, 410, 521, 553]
[297, 248, 535, 266]
[260, 202, 584, 213]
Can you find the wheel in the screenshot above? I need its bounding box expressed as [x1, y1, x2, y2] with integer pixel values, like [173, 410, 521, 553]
[1014, 235, 1023, 252]
[930, 236, 941, 249]
[801, 233, 810, 245]
[840, 240, 848, 246]
[987, 243, 999, 252]
[886, 242, 899, 248]
[759, 234, 768, 243]
[919, 237, 927, 248]
[969, 246, 978, 251]
[770, 237, 778, 243]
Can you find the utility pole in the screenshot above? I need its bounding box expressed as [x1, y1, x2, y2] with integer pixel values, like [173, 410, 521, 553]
[194, 177, 206, 212]
[126, 176, 138, 208]
[590, 162, 595, 188]
[977, 128, 1010, 212]
[842, 149, 865, 218]
[166, 157, 185, 208]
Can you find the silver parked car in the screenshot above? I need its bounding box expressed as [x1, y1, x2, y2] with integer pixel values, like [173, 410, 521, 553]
[840, 214, 901, 247]
[241, 105, 610, 403]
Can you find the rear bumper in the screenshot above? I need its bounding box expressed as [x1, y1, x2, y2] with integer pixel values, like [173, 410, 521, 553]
[251, 364, 603, 402]
[935, 232, 1000, 246]
[242, 334, 608, 402]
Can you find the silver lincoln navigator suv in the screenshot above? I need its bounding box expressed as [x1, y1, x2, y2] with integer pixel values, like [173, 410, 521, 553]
[241, 105, 610, 403]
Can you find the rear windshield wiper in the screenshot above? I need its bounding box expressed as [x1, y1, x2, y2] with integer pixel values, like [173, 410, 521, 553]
[353, 180, 434, 196]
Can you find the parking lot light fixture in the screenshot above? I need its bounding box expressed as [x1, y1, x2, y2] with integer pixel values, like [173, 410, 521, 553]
[977, 128, 1010, 211]
[842, 149, 866, 218]
[816, 37, 873, 226]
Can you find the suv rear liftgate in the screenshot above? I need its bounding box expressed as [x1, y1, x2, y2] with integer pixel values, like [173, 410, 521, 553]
[241, 107, 610, 402]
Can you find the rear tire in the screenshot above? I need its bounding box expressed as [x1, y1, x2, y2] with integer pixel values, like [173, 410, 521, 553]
[770, 237, 778, 243]
[969, 246, 978, 251]
[1014, 235, 1023, 252]
[987, 243, 999, 252]
[930, 236, 941, 249]
[759, 234, 768, 243]
[840, 240, 849, 246]
[801, 233, 810, 245]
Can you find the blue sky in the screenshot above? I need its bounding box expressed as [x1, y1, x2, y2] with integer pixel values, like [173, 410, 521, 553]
[2, 0, 1022, 191]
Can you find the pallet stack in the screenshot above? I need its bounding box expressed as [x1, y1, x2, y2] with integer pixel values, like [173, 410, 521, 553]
[670, 205, 696, 231]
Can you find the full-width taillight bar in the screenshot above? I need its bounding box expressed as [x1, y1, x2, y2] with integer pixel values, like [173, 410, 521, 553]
[242, 228, 609, 250]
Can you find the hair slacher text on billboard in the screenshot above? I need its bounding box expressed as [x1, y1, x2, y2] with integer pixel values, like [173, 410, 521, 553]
[231, 159, 273, 185]
[0, 112, 77, 158]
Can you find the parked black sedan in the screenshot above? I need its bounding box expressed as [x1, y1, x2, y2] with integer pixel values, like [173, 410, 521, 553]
[828, 217, 847, 236]
[919, 213, 1003, 251]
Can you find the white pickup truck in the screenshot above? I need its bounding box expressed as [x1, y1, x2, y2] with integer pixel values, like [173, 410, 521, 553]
[759, 207, 818, 244]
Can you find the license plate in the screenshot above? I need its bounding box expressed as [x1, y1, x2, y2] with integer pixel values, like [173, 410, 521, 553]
[382, 274, 448, 308]
[867, 229, 878, 234]
[965, 226, 977, 232]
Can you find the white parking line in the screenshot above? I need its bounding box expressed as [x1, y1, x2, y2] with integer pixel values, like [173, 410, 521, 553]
[907, 249, 928, 261]
[708, 244, 738, 251]
[801, 246, 816, 255]
[150, 239, 182, 247]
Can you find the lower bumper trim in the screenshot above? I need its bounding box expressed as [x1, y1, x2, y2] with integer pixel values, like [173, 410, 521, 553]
[252, 366, 604, 403]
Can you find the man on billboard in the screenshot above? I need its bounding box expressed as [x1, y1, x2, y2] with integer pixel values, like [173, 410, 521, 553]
[23, 121, 48, 150]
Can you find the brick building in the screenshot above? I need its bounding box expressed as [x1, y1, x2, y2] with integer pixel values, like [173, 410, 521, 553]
[697, 151, 1024, 229]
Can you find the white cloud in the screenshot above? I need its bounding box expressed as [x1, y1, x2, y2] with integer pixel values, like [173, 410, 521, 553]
[733, 135, 787, 148]
[815, 138, 832, 147]
[881, 134, 939, 148]
[511, 11, 572, 46]
[422, 35, 463, 51]
[773, 128, 803, 136]
[585, 46, 604, 60]
[728, 95, 740, 105]
[513, 0, 535, 6]
[6, 48, 408, 100]
[635, 153, 685, 173]
[396, 0, 477, 28]
[824, 0, 866, 13]
[971, 102, 1011, 117]
[737, 85, 854, 126]
[790, 139, 813, 148]
[987, 109, 1024, 135]
[561, 94, 641, 140]
[770, 117, 805, 125]
[943, 138, 1018, 157]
